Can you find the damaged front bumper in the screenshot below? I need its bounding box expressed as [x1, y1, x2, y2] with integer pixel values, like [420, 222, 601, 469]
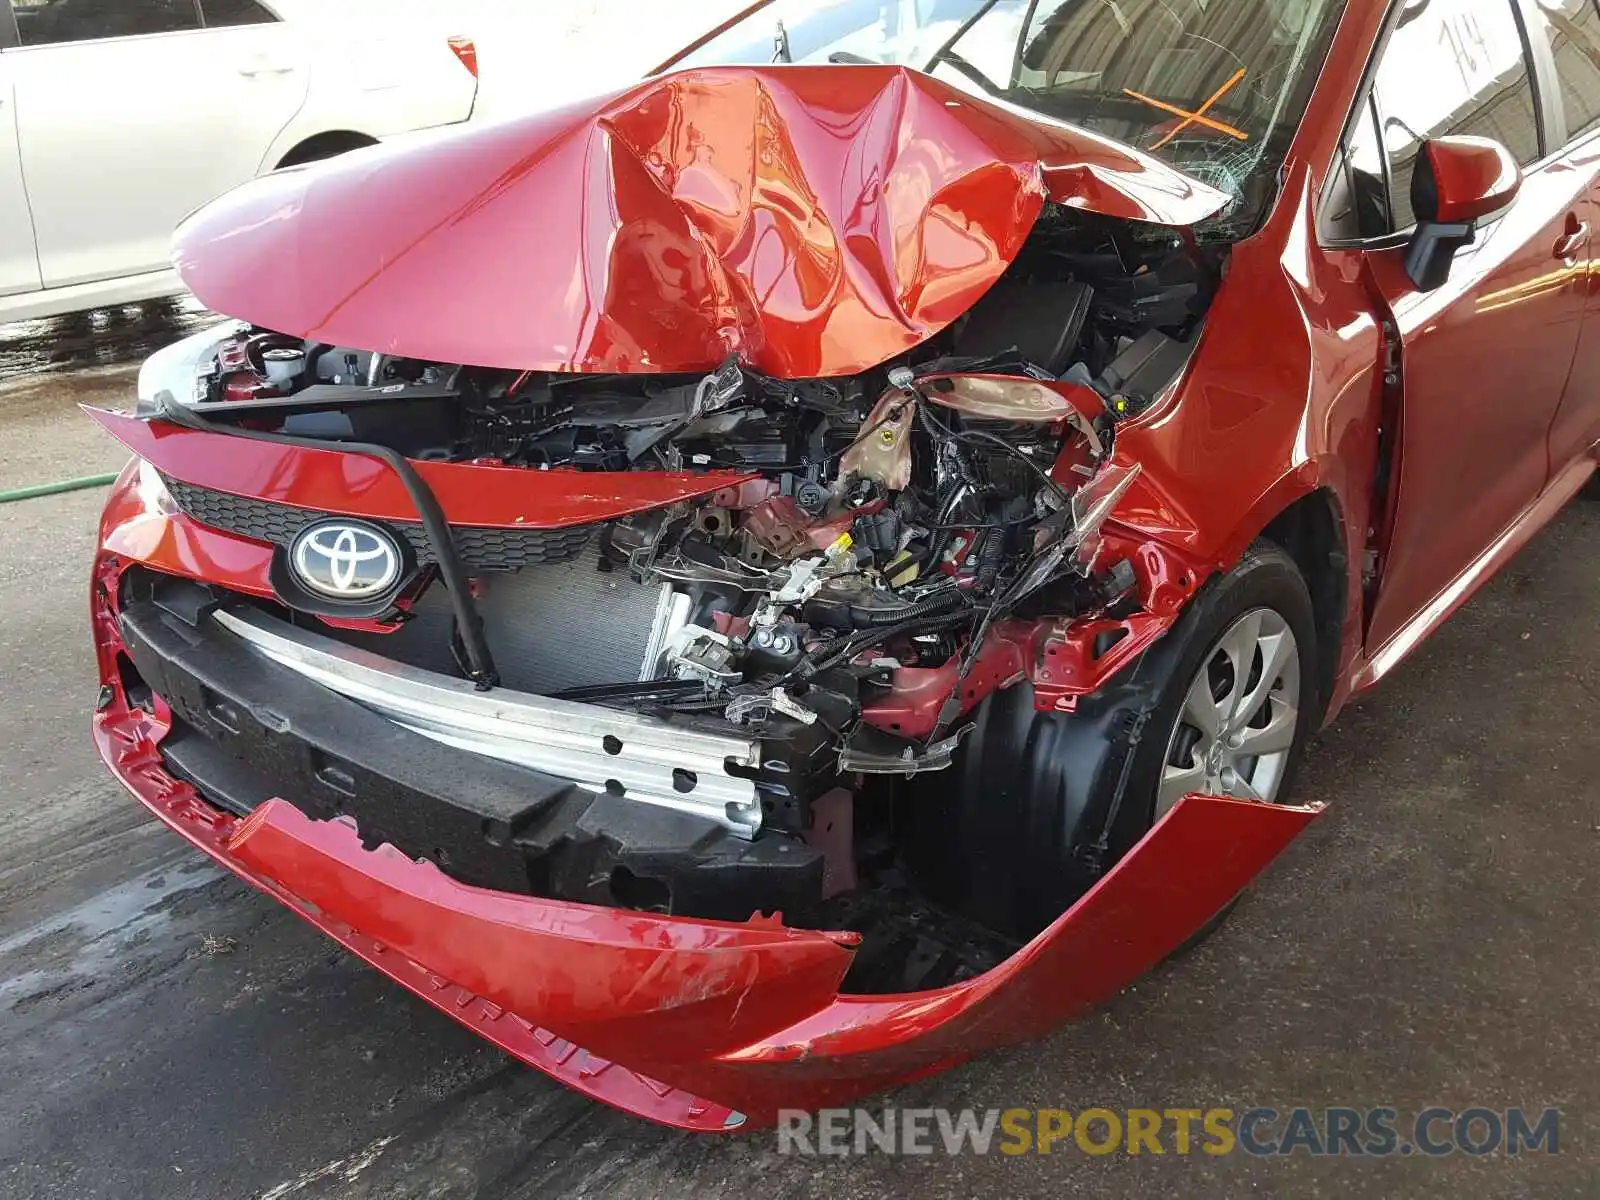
[93, 554, 1321, 1130]
[96, 697, 1318, 1129]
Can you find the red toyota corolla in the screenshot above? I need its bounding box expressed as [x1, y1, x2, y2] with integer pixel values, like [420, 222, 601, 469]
[86, 0, 1599, 1129]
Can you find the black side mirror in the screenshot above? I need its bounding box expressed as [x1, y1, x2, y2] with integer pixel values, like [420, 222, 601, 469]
[1404, 222, 1477, 292]
[1404, 135, 1521, 291]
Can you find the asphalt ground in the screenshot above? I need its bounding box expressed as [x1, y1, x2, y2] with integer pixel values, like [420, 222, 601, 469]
[0, 308, 1596, 1198]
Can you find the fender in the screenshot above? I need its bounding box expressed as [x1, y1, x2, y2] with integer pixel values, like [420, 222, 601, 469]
[1107, 174, 1387, 722]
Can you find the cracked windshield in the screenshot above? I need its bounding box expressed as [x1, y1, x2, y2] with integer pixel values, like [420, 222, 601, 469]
[683, 0, 1345, 233]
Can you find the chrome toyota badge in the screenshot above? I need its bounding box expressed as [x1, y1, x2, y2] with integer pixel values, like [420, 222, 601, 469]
[289, 520, 403, 601]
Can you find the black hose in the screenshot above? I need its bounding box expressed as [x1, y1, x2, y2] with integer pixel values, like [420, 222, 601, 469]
[803, 582, 969, 631]
[843, 587, 968, 629]
[972, 525, 1007, 594]
[921, 480, 971, 576]
[793, 605, 973, 680]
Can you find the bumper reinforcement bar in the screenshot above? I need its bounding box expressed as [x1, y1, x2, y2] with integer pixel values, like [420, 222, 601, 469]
[214, 607, 765, 837]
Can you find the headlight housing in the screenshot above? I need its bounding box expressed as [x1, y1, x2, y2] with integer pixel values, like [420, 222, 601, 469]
[134, 320, 245, 417]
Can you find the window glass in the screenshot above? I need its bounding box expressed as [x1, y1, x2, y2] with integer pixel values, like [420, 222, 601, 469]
[980, 0, 1346, 230]
[1374, 0, 1541, 232]
[678, 0, 977, 68]
[1324, 96, 1391, 241]
[14, 0, 200, 46]
[200, 0, 276, 27]
[1348, 96, 1392, 237]
[680, 0, 1346, 239]
[1531, 0, 1600, 142]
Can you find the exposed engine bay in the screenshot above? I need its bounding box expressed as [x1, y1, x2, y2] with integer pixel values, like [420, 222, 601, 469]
[177, 209, 1202, 708]
[142, 207, 1217, 985]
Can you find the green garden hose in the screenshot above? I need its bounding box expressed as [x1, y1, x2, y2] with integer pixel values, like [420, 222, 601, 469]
[0, 473, 120, 504]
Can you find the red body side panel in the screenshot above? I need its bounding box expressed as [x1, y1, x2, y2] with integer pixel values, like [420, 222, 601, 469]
[170, 65, 1225, 379]
[1361, 139, 1596, 665]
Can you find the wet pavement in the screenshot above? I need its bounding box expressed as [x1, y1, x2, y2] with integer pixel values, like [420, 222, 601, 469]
[0, 307, 1596, 1197]
[0, 299, 214, 388]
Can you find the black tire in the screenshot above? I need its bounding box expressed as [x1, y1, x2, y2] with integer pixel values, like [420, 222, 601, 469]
[275, 134, 378, 170]
[901, 540, 1319, 941]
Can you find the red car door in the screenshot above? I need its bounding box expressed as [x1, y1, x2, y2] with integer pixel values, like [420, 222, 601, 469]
[1361, 0, 1589, 660]
[1529, 0, 1600, 475]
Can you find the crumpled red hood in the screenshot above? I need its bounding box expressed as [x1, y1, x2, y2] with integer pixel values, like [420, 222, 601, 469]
[174, 64, 1227, 378]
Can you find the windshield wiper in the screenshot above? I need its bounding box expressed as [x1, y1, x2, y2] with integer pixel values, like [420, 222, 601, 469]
[925, 0, 1005, 77]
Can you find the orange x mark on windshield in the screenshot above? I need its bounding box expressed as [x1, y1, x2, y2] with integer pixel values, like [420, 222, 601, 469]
[1124, 67, 1249, 150]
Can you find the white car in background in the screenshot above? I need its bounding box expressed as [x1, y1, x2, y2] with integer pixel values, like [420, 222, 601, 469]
[0, 0, 478, 323]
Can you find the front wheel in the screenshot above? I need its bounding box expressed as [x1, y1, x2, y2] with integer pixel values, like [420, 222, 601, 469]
[1156, 605, 1304, 818]
[902, 541, 1320, 941]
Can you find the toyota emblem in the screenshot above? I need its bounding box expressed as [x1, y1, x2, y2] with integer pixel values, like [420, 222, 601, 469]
[289, 520, 403, 601]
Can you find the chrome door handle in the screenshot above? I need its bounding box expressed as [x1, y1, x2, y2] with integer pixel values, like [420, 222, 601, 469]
[1554, 221, 1590, 264]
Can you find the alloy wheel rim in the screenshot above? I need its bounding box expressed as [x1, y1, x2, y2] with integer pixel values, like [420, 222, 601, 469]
[1157, 607, 1301, 818]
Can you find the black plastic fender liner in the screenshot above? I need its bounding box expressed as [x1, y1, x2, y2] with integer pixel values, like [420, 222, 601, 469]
[899, 677, 1162, 941]
[901, 541, 1320, 942]
[153, 392, 500, 689]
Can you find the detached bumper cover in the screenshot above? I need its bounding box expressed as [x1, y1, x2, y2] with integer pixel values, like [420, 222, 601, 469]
[96, 678, 1319, 1128]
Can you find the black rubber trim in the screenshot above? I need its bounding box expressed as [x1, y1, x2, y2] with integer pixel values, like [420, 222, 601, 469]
[153, 392, 500, 688]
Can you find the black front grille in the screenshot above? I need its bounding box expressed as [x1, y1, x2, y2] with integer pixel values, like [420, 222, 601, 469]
[163, 477, 594, 573]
